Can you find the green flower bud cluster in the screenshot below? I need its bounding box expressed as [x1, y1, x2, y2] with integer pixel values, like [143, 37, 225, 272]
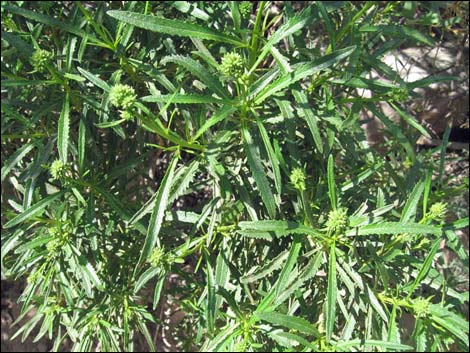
[46, 238, 61, 253]
[46, 223, 72, 255]
[149, 247, 167, 268]
[219, 52, 245, 80]
[413, 298, 430, 318]
[326, 208, 349, 234]
[239, 1, 253, 18]
[31, 48, 53, 72]
[109, 84, 137, 110]
[120, 110, 133, 121]
[290, 168, 306, 191]
[50, 159, 68, 180]
[387, 86, 408, 102]
[428, 202, 447, 222]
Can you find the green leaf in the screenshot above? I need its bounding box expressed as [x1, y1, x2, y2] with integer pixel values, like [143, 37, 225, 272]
[134, 267, 160, 294]
[107, 10, 244, 46]
[168, 159, 201, 205]
[348, 222, 441, 236]
[400, 181, 425, 223]
[215, 252, 230, 313]
[134, 154, 179, 275]
[141, 94, 229, 104]
[15, 234, 54, 253]
[205, 259, 216, 333]
[335, 339, 413, 351]
[368, 104, 415, 163]
[202, 324, 241, 352]
[193, 106, 236, 141]
[1, 79, 55, 87]
[171, 1, 209, 21]
[161, 55, 229, 99]
[2, 32, 33, 60]
[365, 285, 388, 322]
[77, 67, 111, 92]
[238, 220, 322, 237]
[241, 125, 277, 219]
[255, 115, 282, 195]
[387, 305, 400, 350]
[241, 250, 289, 283]
[153, 272, 166, 310]
[326, 243, 337, 343]
[80, 257, 103, 290]
[406, 238, 441, 297]
[360, 25, 434, 46]
[275, 251, 323, 305]
[327, 154, 337, 209]
[428, 304, 469, 344]
[407, 76, 459, 90]
[249, 6, 314, 73]
[269, 331, 314, 349]
[4, 6, 105, 45]
[256, 311, 320, 336]
[292, 90, 323, 154]
[229, 2, 241, 30]
[270, 47, 292, 74]
[254, 46, 356, 104]
[1, 143, 35, 182]
[389, 102, 431, 138]
[78, 116, 86, 175]
[275, 234, 302, 298]
[94, 119, 126, 128]
[317, 2, 336, 51]
[4, 190, 65, 228]
[58, 92, 70, 163]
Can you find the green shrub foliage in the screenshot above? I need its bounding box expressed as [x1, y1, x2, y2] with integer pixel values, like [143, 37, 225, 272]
[1, 1, 468, 352]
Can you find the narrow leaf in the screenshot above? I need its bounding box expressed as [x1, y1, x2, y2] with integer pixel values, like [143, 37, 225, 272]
[107, 10, 244, 46]
[134, 154, 179, 275]
[256, 311, 320, 337]
[327, 154, 337, 209]
[326, 244, 337, 343]
[241, 125, 277, 218]
[4, 190, 65, 228]
[57, 92, 70, 163]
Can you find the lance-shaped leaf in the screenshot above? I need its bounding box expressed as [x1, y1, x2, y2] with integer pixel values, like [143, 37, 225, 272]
[241, 125, 277, 219]
[107, 10, 244, 46]
[326, 243, 337, 343]
[134, 154, 179, 275]
[4, 190, 65, 228]
[348, 222, 441, 236]
[141, 94, 229, 104]
[275, 234, 302, 298]
[1, 143, 35, 182]
[161, 55, 229, 99]
[58, 92, 70, 163]
[249, 6, 315, 73]
[256, 311, 320, 337]
[254, 46, 356, 104]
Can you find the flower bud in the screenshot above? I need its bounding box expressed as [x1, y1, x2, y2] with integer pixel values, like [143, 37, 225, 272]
[413, 298, 430, 318]
[219, 52, 245, 79]
[31, 49, 53, 72]
[50, 159, 67, 180]
[239, 1, 253, 18]
[290, 168, 306, 191]
[326, 208, 348, 233]
[109, 84, 137, 110]
[149, 247, 166, 268]
[428, 202, 447, 222]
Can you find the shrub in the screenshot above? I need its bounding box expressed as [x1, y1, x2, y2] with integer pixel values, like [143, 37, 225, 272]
[1, 1, 468, 352]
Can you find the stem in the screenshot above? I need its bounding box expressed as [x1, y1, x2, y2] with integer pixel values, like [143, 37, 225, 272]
[249, 1, 266, 67]
[301, 189, 316, 227]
